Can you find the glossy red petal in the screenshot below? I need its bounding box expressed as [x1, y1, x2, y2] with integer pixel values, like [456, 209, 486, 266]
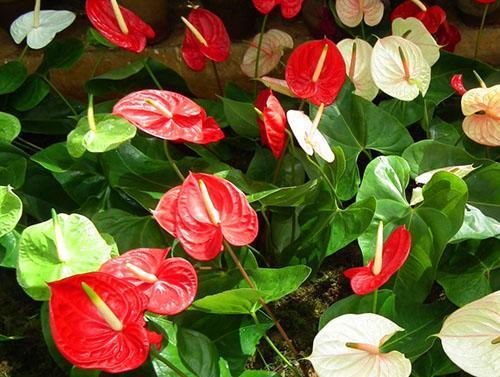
[85, 0, 155, 53]
[252, 0, 277, 14]
[280, 0, 305, 19]
[416, 6, 446, 34]
[154, 186, 181, 237]
[344, 226, 411, 295]
[146, 330, 163, 351]
[390, 1, 421, 21]
[49, 272, 149, 373]
[285, 39, 346, 106]
[435, 21, 461, 52]
[475, 0, 496, 3]
[113, 90, 223, 144]
[182, 8, 230, 71]
[451, 74, 467, 96]
[256, 89, 287, 158]
[150, 257, 198, 315]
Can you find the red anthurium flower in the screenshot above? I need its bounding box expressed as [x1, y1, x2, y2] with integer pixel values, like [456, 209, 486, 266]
[285, 39, 346, 106]
[252, 0, 305, 19]
[86, 0, 155, 53]
[153, 173, 259, 261]
[255, 89, 287, 158]
[181, 8, 230, 72]
[112, 90, 224, 144]
[344, 223, 411, 295]
[390, 0, 446, 34]
[100, 248, 198, 315]
[475, 0, 496, 3]
[49, 272, 159, 373]
[434, 21, 461, 52]
[451, 74, 467, 96]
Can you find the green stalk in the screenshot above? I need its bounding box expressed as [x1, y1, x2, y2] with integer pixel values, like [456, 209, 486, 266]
[254, 14, 269, 86]
[144, 60, 164, 90]
[37, 74, 78, 116]
[474, 3, 490, 61]
[163, 141, 185, 181]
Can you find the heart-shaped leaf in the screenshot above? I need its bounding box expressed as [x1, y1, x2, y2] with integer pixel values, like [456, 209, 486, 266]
[0, 113, 21, 144]
[0, 186, 22, 239]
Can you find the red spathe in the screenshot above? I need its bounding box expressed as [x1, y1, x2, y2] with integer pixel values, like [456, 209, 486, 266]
[255, 89, 288, 158]
[252, 0, 305, 19]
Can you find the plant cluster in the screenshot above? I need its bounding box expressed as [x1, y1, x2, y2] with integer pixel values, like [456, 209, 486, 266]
[0, 0, 499, 376]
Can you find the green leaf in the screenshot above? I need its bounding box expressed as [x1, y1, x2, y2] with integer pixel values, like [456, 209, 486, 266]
[191, 288, 263, 314]
[437, 238, 500, 306]
[85, 58, 190, 96]
[316, 83, 413, 199]
[92, 209, 169, 252]
[247, 179, 319, 207]
[38, 38, 84, 73]
[319, 290, 396, 329]
[0, 231, 20, 268]
[239, 372, 279, 377]
[11, 75, 51, 112]
[0, 186, 22, 239]
[357, 156, 468, 302]
[177, 327, 220, 377]
[220, 97, 260, 138]
[0, 61, 27, 94]
[379, 97, 424, 127]
[411, 343, 460, 377]
[0, 150, 27, 189]
[17, 212, 114, 300]
[67, 114, 136, 158]
[70, 367, 101, 377]
[0, 112, 21, 144]
[86, 27, 117, 48]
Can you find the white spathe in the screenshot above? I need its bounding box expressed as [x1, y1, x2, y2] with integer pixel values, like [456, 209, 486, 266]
[10, 10, 76, 49]
[336, 0, 384, 28]
[392, 17, 440, 67]
[309, 313, 411, 377]
[287, 110, 335, 163]
[241, 29, 294, 78]
[438, 291, 500, 377]
[371, 36, 430, 101]
[415, 164, 477, 184]
[338, 38, 378, 101]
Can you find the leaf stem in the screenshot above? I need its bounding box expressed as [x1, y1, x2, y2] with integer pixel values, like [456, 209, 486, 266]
[306, 155, 336, 200]
[18, 45, 29, 62]
[360, 21, 366, 40]
[474, 3, 489, 61]
[223, 241, 300, 358]
[37, 74, 78, 116]
[251, 312, 302, 377]
[254, 14, 269, 93]
[150, 348, 189, 377]
[163, 141, 185, 181]
[211, 61, 224, 96]
[144, 60, 164, 90]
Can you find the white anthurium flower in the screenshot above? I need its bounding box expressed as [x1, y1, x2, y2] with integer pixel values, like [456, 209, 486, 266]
[438, 291, 500, 377]
[415, 164, 478, 184]
[371, 36, 430, 102]
[309, 313, 411, 377]
[287, 104, 335, 163]
[257, 76, 296, 98]
[461, 84, 500, 147]
[336, 0, 384, 28]
[241, 29, 294, 78]
[338, 38, 378, 101]
[10, 0, 75, 50]
[392, 17, 440, 67]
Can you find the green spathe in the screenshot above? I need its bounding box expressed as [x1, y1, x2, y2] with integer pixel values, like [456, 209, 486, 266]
[17, 211, 114, 300]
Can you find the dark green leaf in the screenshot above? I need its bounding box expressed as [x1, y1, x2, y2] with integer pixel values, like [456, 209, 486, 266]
[38, 38, 84, 73]
[0, 61, 27, 94]
[177, 327, 220, 377]
[0, 112, 21, 144]
[221, 97, 259, 138]
[11, 75, 51, 111]
[411, 343, 459, 377]
[247, 179, 319, 207]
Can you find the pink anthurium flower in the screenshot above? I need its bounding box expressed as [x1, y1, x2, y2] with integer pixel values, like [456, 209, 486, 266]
[255, 89, 288, 158]
[336, 0, 385, 28]
[181, 8, 230, 72]
[86, 0, 155, 53]
[310, 313, 411, 377]
[285, 39, 346, 106]
[344, 223, 411, 295]
[99, 248, 198, 315]
[241, 29, 294, 78]
[49, 272, 161, 373]
[112, 90, 224, 144]
[153, 173, 259, 261]
[252, 0, 305, 19]
[258, 76, 296, 97]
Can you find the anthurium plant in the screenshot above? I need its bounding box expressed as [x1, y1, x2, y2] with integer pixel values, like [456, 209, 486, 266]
[0, 0, 498, 376]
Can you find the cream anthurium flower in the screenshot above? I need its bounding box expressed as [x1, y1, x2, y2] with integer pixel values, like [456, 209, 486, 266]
[309, 313, 411, 377]
[336, 0, 384, 28]
[438, 291, 500, 377]
[371, 36, 430, 102]
[461, 84, 500, 147]
[338, 38, 378, 101]
[392, 17, 440, 67]
[258, 76, 296, 98]
[287, 104, 335, 163]
[241, 29, 294, 78]
[10, 0, 75, 49]
[415, 164, 477, 185]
